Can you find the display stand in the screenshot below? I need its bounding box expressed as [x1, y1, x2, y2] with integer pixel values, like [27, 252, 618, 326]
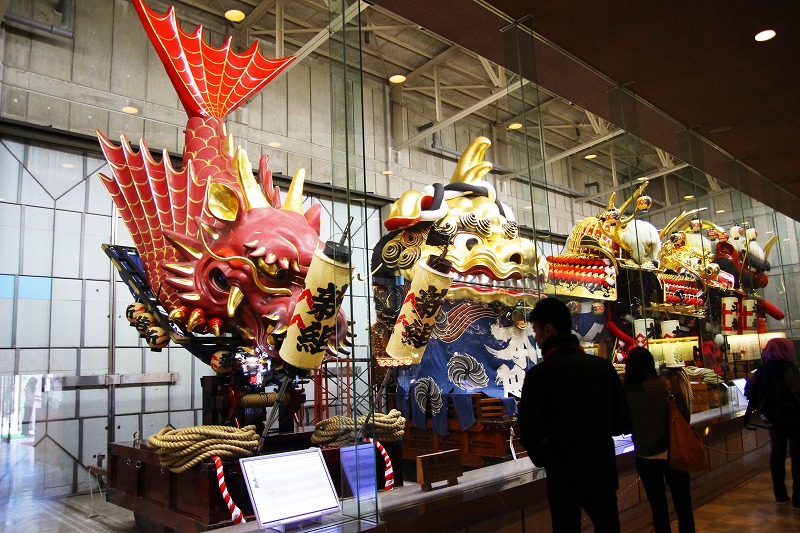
[239, 448, 340, 531]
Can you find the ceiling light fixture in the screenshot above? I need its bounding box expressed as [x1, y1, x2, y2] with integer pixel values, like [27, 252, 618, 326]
[389, 74, 406, 84]
[267, 142, 282, 148]
[122, 106, 139, 114]
[754, 29, 776, 42]
[765, 230, 774, 234]
[584, 154, 597, 160]
[716, 209, 725, 214]
[683, 195, 695, 200]
[62, 163, 75, 169]
[225, 9, 246, 22]
[636, 176, 650, 182]
[382, 170, 394, 175]
[508, 122, 523, 130]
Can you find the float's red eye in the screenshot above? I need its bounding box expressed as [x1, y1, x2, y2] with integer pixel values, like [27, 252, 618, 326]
[210, 268, 230, 291]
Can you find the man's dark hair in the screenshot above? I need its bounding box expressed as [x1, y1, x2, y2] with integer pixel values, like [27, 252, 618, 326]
[528, 298, 572, 335]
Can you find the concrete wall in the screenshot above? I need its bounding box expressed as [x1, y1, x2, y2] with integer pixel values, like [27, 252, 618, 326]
[0, 0, 583, 242]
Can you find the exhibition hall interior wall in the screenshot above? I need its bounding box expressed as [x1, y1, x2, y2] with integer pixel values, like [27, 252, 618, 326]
[1, 0, 799, 498]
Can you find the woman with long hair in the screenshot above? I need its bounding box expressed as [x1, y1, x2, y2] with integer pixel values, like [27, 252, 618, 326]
[624, 347, 695, 533]
[745, 337, 800, 508]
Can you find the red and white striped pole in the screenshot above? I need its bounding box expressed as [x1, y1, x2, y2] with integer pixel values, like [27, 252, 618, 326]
[366, 438, 394, 491]
[213, 455, 246, 524]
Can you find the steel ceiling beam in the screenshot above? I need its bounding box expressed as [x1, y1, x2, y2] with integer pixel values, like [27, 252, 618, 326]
[286, 1, 369, 69]
[498, 130, 624, 182]
[394, 79, 527, 151]
[238, 0, 278, 31]
[479, 56, 503, 87]
[576, 163, 691, 204]
[544, 130, 624, 166]
[398, 44, 459, 83]
[253, 24, 418, 35]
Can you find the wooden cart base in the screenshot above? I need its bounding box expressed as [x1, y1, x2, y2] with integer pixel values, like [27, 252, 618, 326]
[109, 432, 313, 532]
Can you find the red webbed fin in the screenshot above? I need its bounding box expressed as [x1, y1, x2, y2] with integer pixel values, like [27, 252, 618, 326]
[133, 0, 295, 119]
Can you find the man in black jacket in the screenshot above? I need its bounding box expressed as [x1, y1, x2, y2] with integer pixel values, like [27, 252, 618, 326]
[518, 298, 630, 532]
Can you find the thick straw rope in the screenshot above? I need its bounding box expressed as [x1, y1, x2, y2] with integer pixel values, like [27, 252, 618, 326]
[147, 425, 259, 473]
[311, 409, 405, 448]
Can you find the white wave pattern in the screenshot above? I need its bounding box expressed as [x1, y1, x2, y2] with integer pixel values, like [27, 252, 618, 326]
[447, 352, 489, 390]
[414, 377, 444, 414]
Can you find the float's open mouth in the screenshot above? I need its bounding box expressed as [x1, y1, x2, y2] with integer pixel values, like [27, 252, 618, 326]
[448, 271, 543, 304]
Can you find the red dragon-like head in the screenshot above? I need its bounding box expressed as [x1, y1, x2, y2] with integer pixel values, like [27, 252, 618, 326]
[161, 150, 346, 360]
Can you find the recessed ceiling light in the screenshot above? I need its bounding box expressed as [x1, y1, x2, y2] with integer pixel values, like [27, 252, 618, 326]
[225, 9, 246, 22]
[782, 238, 790, 242]
[62, 163, 75, 169]
[755, 29, 776, 42]
[381, 170, 394, 175]
[765, 230, 774, 234]
[122, 106, 139, 114]
[683, 195, 695, 200]
[716, 209, 725, 214]
[584, 154, 597, 160]
[267, 142, 282, 148]
[508, 122, 523, 130]
[389, 74, 406, 84]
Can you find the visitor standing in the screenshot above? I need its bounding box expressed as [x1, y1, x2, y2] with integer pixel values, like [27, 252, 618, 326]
[518, 297, 630, 532]
[21, 377, 37, 437]
[624, 347, 695, 533]
[745, 337, 800, 508]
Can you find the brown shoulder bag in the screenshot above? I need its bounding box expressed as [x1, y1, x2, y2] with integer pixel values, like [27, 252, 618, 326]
[668, 394, 709, 473]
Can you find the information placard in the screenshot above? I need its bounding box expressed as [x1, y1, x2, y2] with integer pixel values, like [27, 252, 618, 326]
[339, 443, 376, 501]
[239, 448, 340, 529]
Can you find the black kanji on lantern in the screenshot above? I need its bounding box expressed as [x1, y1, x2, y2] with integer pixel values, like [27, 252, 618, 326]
[416, 285, 447, 319]
[312, 282, 349, 321]
[403, 318, 435, 349]
[294, 321, 337, 353]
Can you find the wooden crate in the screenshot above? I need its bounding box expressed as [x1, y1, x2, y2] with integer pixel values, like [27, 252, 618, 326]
[108, 442, 252, 532]
[109, 431, 313, 532]
[691, 383, 710, 413]
[394, 393, 517, 467]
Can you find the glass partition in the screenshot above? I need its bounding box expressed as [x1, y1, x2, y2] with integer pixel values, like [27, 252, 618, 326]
[1, 1, 799, 530]
[492, 17, 800, 428]
[327, 0, 379, 519]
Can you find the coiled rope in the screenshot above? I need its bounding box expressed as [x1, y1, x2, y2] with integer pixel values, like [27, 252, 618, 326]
[311, 409, 406, 448]
[147, 425, 259, 473]
[684, 365, 724, 385]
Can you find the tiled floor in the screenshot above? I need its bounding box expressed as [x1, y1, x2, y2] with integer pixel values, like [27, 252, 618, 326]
[684, 465, 800, 532]
[1, 432, 799, 532]
[0, 434, 136, 532]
